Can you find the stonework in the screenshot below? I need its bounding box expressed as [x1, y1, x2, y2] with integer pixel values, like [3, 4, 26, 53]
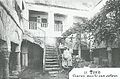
[0, 6, 22, 44]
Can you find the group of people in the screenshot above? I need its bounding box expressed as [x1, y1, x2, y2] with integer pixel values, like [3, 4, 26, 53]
[61, 47, 101, 68]
[62, 47, 73, 68]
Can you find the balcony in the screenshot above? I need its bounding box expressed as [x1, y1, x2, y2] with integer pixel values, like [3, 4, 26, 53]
[41, 23, 48, 28]
[29, 21, 48, 29]
[29, 21, 37, 30]
[54, 24, 63, 32]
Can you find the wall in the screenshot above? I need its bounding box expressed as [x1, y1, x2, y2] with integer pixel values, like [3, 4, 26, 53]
[21, 40, 43, 71]
[26, 3, 88, 35]
[92, 48, 120, 67]
[1, 0, 22, 27]
[27, 2, 89, 17]
[0, 3, 22, 45]
[0, 2, 23, 79]
[0, 40, 4, 78]
[23, 2, 88, 46]
[28, 41, 43, 71]
[111, 48, 120, 67]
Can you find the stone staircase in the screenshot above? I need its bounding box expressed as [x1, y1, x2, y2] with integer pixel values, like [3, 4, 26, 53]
[45, 46, 60, 78]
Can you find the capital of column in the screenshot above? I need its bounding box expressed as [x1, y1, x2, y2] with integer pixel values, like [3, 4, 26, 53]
[15, 45, 21, 52]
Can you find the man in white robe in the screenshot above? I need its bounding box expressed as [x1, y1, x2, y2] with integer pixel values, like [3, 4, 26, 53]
[62, 48, 72, 67]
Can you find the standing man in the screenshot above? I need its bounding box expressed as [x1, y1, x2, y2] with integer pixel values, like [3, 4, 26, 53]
[62, 47, 72, 68]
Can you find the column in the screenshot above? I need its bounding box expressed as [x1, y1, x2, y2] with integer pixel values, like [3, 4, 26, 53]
[48, 11, 54, 36]
[1, 41, 11, 79]
[21, 43, 28, 68]
[25, 53, 28, 66]
[107, 46, 112, 67]
[16, 52, 21, 72]
[47, 11, 55, 45]
[15, 45, 21, 72]
[64, 15, 73, 32]
[21, 53, 25, 68]
[22, 53, 28, 67]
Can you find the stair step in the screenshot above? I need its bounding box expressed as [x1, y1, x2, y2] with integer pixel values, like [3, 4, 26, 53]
[46, 46, 54, 47]
[45, 65, 59, 68]
[45, 64, 58, 66]
[46, 47, 54, 48]
[46, 49, 54, 51]
[46, 54, 57, 56]
[46, 56, 57, 58]
[46, 53, 57, 56]
[45, 60, 58, 62]
[49, 71, 59, 74]
[45, 61, 58, 64]
[46, 51, 56, 53]
[49, 71, 59, 77]
[45, 58, 58, 61]
[46, 46, 55, 49]
[45, 57, 57, 59]
[45, 53, 57, 55]
[46, 50, 56, 54]
[45, 58, 58, 60]
[50, 73, 58, 77]
[46, 56, 58, 59]
[45, 68, 60, 71]
[46, 52, 56, 54]
[45, 59, 58, 62]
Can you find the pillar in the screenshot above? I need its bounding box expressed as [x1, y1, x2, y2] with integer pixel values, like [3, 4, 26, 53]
[78, 44, 81, 58]
[1, 41, 11, 79]
[107, 47, 112, 67]
[16, 52, 21, 72]
[15, 45, 21, 72]
[64, 15, 73, 32]
[21, 42, 28, 68]
[47, 11, 56, 46]
[90, 49, 93, 61]
[25, 53, 28, 66]
[22, 53, 25, 67]
[48, 11, 54, 36]
[22, 53, 28, 67]
[2, 49, 10, 79]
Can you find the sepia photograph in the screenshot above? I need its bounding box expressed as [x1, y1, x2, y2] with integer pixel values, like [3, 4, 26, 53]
[0, 0, 120, 79]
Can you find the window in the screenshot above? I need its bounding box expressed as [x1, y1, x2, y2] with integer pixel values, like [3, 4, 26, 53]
[41, 18, 47, 23]
[54, 20, 63, 31]
[41, 18, 48, 27]
[55, 21, 62, 24]
[29, 17, 37, 29]
[37, 16, 41, 23]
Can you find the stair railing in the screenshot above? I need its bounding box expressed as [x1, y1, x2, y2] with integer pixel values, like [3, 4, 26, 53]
[38, 27, 46, 72]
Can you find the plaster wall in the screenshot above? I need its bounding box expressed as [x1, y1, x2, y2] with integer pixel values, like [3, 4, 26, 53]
[0, 6, 22, 45]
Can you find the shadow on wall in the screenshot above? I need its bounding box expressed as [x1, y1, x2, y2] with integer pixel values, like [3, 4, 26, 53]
[21, 40, 44, 71]
[28, 42, 43, 71]
[19, 40, 45, 79]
